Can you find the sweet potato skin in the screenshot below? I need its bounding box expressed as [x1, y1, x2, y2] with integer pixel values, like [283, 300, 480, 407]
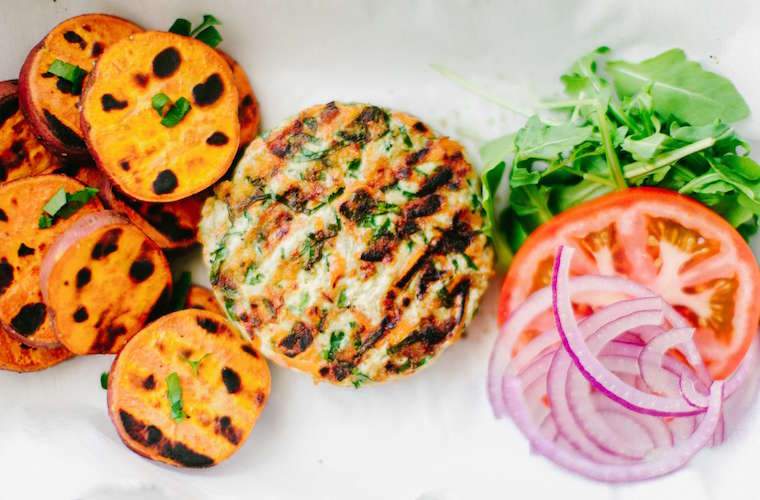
[107, 309, 270, 467]
[81, 31, 239, 202]
[218, 51, 260, 147]
[0, 80, 62, 181]
[184, 285, 223, 315]
[45, 218, 172, 354]
[0, 175, 102, 347]
[18, 14, 142, 159]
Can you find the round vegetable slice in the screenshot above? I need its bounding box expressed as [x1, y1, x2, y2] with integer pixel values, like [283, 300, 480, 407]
[0, 329, 72, 372]
[18, 14, 142, 159]
[498, 188, 760, 379]
[0, 80, 62, 181]
[81, 31, 240, 202]
[218, 51, 260, 146]
[0, 175, 102, 347]
[185, 285, 223, 314]
[40, 211, 172, 354]
[107, 309, 270, 467]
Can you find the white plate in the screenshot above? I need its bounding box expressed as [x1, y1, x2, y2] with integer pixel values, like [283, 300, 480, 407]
[2, 1, 760, 499]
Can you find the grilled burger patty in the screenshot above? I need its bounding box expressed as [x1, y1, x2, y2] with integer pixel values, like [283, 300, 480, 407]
[200, 102, 494, 386]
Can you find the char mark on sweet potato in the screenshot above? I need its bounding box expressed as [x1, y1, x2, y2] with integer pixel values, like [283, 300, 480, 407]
[196, 316, 219, 333]
[0, 96, 19, 128]
[129, 259, 154, 283]
[142, 374, 155, 390]
[221, 367, 242, 393]
[152, 170, 178, 195]
[91, 227, 122, 260]
[0, 259, 13, 294]
[152, 47, 181, 78]
[17, 243, 34, 257]
[91, 42, 104, 57]
[10, 302, 46, 336]
[206, 131, 229, 146]
[101, 93, 127, 111]
[193, 73, 224, 107]
[76, 267, 91, 288]
[215, 416, 241, 445]
[63, 30, 86, 49]
[43, 110, 85, 148]
[241, 344, 259, 358]
[73, 306, 88, 322]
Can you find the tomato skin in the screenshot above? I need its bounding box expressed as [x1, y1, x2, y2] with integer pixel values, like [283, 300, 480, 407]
[497, 187, 760, 379]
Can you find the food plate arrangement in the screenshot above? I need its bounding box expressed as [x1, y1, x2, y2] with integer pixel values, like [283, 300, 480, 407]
[3, 1, 760, 499]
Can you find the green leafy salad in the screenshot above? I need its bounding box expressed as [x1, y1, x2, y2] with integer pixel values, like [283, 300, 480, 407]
[463, 47, 758, 269]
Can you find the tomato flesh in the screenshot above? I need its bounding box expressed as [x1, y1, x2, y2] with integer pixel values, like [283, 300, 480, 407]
[498, 187, 760, 379]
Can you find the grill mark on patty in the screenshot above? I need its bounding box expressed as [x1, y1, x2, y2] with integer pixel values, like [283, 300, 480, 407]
[278, 321, 314, 357]
[417, 166, 453, 197]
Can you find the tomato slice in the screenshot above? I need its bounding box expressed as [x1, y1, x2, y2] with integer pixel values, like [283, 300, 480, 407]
[498, 187, 760, 379]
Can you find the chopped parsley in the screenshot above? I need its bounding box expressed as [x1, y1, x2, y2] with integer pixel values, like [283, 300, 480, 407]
[165, 372, 186, 421]
[347, 158, 361, 177]
[461, 253, 478, 270]
[169, 14, 223, 48]
[224, 297, 237, 320]
[152, 93, 192, 128]
[209, 244, 228, 284]
[245, 264, 264, 285]
[184, 353, 211, 376]
[336, 289, 349, 308]
[351, 369, 371, 389]
[100, 371, 108, 390]
[323, 331, 345, 361]
[39, 187, 99, 228]
[47, 59, 87, 92]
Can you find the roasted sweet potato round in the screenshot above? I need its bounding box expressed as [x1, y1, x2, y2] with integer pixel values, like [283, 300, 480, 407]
[0, 329, 72, 372]
[18, 14, 142, 159]
[218, 51, 259, 146]
[0, 80, 62, 182]
[81, 31, 240, 202]
[0, 175, 102, 347]
[41, 211, 172, 354]
[108, 309, 270, 468]
[184, 285, 223, 314]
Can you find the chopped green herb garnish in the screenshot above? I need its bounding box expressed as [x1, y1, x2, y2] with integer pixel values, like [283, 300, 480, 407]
[161, 97, 191, 127]
[347, 158, 361, 176]
[170, 271, 192, 312]
[184, 353, 211, 376]
[39, 187, 98, 229]
[323, 331, 345, 361]
[169, 14, 223, 48]
[245, 264, 264, 285]
[336, 289, 349, 308]
[209, 244, 228, 283]
[461, 253, 478, 270]
[224, 297, 237, 320]
[151, 92, 171, 116]
[351, 369, 371, 389]
[165, 372, 186, 421]
[100, 371, 109, 390]
[47, 59, 87, 92]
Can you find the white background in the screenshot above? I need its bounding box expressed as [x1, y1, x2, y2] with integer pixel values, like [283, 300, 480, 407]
[2, 1, 760, 499]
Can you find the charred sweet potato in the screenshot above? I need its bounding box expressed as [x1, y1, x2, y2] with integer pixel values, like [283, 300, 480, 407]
[0, 80, 62, 182]
[218, 51, 259, 146]
[184, 285, 223, 314]
[0, 329, 72, 372]
[107, 309, 270, 467]
[41, 211, 171, 354]
[0, 175, 102, 347]
[18, 14, 142, 159]
[81, 31, 240, 202]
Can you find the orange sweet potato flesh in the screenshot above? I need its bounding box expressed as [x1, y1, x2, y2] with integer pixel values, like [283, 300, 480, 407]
[0, 329, 72, 372]
[81, 31, 240, 202]
[218, 51, 260, 146]
[46, 221, 172, 354]
[184, 285, 223, 314]
[0, 80, 62, 181]
[0, 175, 102, 347]
[18, 14, 142, 159]
[108, 309, 270, 467]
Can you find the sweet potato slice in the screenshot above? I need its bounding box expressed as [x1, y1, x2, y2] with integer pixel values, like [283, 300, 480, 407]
[81, 31, 240, 202]
[0, 329, 72, 372]
[184, 285, 222, 314]
[0, 175, 102, 347]
[41, 211, 172, 354]
[108, 309, 269, 467]
[0, 80, 62, 181]
[218, 51, 260, 146]
[18, 14, 142, 159]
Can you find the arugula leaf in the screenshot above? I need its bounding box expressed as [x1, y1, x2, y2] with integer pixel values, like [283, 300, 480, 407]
[514, 116, 593, 161]
[607, 49, 750, 125]
[165, 372, 186, 421]
[170, 271, 192, 312]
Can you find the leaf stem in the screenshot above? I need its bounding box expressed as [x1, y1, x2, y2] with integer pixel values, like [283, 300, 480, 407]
[524, 186, 553, 223]
[624, 137, 716, 179]
[431, 64, 533, 117]
[595, 104, 627, 190]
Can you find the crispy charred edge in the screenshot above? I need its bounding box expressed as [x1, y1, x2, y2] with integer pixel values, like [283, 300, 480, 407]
[118, 409, 215, 467]
[18, 41, 90, 160]
[112, 188, 200, 247]
[278, 321, 314, 357]
[266, 103, 390, 160]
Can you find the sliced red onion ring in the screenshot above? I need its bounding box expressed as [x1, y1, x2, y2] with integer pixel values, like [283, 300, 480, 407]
[639, 328, 698, 398]
[552, 246, 705, 417]
[39, 210, 129, 304]
[502, 374, 724, 482]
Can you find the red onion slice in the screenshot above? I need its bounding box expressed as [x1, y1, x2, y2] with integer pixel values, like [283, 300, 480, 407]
[502, 374, 724, 482]
[639, 328, 699, 398]
[552, 246, 705, 417]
